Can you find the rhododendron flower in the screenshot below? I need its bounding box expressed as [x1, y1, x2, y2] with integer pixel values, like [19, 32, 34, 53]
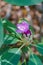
[16, 21, 31, 35]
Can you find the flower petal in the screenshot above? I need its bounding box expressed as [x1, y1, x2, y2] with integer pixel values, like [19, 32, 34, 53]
[16, 29, 22, 33]
[17, 21, 29, 33]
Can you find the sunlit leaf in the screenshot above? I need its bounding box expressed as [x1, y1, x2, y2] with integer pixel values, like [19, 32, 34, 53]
[2, 19, 17, 33]
[4, 34, 20, 45]
[4, 0, 43, 6]
[36, 43, 43, 55]
[27, 54, 43, 65]
[1, 48, 21, 65]
[2, 19, 22, 39]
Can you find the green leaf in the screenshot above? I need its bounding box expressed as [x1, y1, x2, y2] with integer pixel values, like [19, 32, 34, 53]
[27, 54, 43, 65]
[0, 19, 4, 48]
[0, 46, 9, 55]
[18, 61, 22, 65]
[2, 19, 17, 33]
[0, 56, 1, 65]
[22, 60, 26, 65]
[22, 46, 28, 53]
[22, 62, 26, 65]
[1, 48, 21, 65]
[4, 0, 43, 6]
[41, 37, 43, 43]
[36, 43, 43, 55]
[4, 34, 20, 45]
[2, 19, 22, 39]
[37, 55, 43, 62]
[29, 25, 34, 35]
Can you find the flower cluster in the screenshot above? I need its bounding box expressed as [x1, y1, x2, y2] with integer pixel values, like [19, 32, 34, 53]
[16, 20, 31, 36]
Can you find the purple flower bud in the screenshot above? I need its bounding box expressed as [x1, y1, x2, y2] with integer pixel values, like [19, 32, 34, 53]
[16, 21, 31, 35]
[24, 30, 31, 36]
